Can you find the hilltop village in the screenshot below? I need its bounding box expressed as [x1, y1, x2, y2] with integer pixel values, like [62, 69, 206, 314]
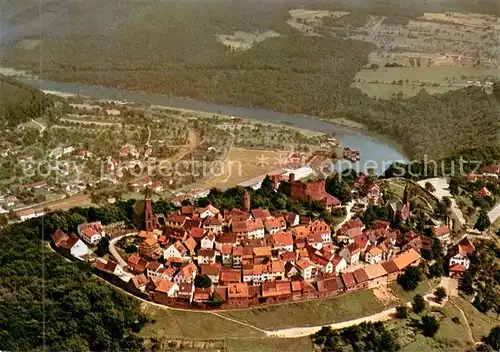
[49, 169, 492, 310]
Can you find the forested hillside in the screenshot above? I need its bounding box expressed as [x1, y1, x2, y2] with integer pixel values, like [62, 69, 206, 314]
[0, 75, 52, 126]
[1, 0, 499, 159]
[0, 205, 146, 351]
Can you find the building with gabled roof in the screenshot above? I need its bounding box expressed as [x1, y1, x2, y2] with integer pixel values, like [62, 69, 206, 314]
[199, 204, 220, 219]
[264, 217, 287, 234]
[448, 237, 475, 274]
[252, 208, 272, 220]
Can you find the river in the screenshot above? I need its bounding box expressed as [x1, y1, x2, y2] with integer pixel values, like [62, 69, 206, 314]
[17, 76, 409, 174]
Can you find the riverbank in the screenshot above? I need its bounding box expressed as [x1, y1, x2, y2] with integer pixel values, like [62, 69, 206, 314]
[1, 66, 409, 173]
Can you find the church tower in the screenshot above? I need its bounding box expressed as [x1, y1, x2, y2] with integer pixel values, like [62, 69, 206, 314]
[242, 189, 251, 212]
[144, 188, 158, 231]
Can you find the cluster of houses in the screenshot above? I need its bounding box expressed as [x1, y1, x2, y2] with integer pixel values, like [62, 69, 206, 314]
[112, 203, 428, 308]
[85, 179, 437, 308]
[48, 173, 481, 309]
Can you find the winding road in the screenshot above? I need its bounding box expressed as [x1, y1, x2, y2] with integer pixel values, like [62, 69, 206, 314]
[108, 232, 137, 267]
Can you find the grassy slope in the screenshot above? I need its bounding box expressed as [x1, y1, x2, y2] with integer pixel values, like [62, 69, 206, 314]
[139, 303, 264, 340]
[453, 296, 500, 342]
[389, 303, 474, 351]
[219, 289, 389, 330]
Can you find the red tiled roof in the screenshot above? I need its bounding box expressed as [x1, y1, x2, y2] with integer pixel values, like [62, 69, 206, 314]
[264, 217, 286, 229]
[128, 252, 141, 265]
[270, 231, 294, 247]
[200, 263, 221, 276]
[373, 220, 390, 230]
[204, 216, 223, 226]
[252, 208, 272, 219]
[382, 260, 399, 274]
[220, 244, 233, 255]
[449, 263, 466, 272]
[261, 281, 291, 297]
[364, 263, 387, 279]
[291, 280, 302, 292]
[52, 229, 68, 246]
[194, 288, 211, 301]
[227, 283, 249, 298]
[317, 276, 345, 292]
[344, 227, 363, 239]
[200, 204, 220, 216]
[220, 269, 241, 283]
[457, 237, 475, 256]
[216, 233, 237, 244]
[341, 272, 356, 288]
[131, 274, 148, 288]
[214, 286, 227, 301]
[353, 268, 369, 284]
[280, 251, 296, 262]
[310, 219, 331, 234]
[190, 227, 205, 239]
[232, 245, 243, 256]
[232, 219, 264, 233]
[433, 226, 450, 237]
[296, 258, 314, 270]
[168, 214, 187, 223]
[197, 249, 215, 257]
[181, 205, 195, 215]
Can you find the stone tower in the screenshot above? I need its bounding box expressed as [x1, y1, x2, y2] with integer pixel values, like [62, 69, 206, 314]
[144, 188, 158, 232]
[242, 189, 250, 212]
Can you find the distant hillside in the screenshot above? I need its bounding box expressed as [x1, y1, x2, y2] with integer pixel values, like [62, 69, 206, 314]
[1, 0, 499, 159]
[0, 75, 52, 126]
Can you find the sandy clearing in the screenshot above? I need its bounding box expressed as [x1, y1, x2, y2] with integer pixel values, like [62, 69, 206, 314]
[216, 30, 280, 51]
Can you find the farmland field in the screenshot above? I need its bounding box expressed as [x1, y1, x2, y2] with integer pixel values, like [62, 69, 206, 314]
[353, 65, 500, 99]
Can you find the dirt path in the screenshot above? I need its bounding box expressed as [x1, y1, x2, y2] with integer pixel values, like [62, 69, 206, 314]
[266, 307, 398, 338]
[31, 118, 46, 134]
[449, 299, 477, 345]
[210, 312, 268, 334]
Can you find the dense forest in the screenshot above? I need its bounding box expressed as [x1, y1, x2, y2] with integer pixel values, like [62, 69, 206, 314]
[1, 0, 500, 159]
[0, 75, 52, 127]
[0, 204, 147, 351]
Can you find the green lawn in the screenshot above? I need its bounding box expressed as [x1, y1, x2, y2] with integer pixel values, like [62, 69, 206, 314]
[390, 279, 434, 303]
[139, 303, 313, 351]
[453, 296, 499, 342]
[219, 289, 388, 330]
[139, 303, 265, 340]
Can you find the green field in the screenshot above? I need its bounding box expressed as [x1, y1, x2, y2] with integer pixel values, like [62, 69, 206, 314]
[390, 279, 434, 302]
[139, 303, 314, 352]
[353, 65, 500, 99]
[139, 304, 264, 339]
[352, 82, 454, 99]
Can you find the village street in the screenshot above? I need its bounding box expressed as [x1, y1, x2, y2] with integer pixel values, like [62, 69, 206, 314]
[109, 232, 137, 267]
[416, 177, 466, 226]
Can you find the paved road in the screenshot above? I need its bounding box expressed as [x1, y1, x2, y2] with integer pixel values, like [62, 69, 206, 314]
[108, 232, 137, 267]
[333, 201, 356, 232]
[416, 177, 465, 226]
[267, 307, 398, 338]
[488, 203, 500, 223]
